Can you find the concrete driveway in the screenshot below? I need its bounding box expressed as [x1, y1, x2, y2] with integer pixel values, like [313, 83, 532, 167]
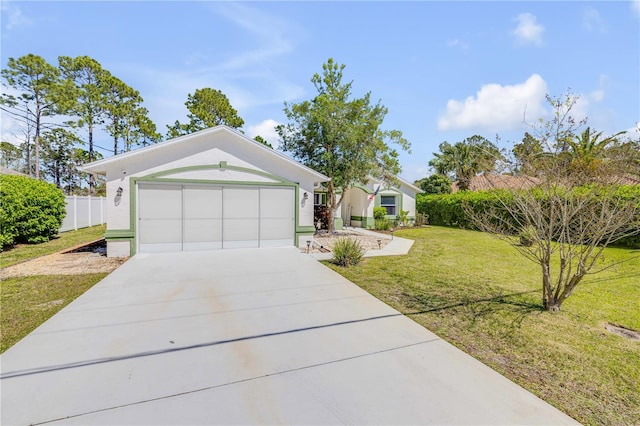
[1, 248, 577, 425]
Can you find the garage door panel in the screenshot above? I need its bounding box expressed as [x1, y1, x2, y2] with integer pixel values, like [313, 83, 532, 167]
[184, 219, 223, 242]
[139, 185, 182, 219]
[183, 186, 222, 250]
[259, 188, 294, 246]
[259, 188, 294, 217]
[139, 184, 183, 253]
[223, 219, 259, 248]
[224, 188, 259, 219]
[259, 218, 294, 240]
[184, 186, 222, 219]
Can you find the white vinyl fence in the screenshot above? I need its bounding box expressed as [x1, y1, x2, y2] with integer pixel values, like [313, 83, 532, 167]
[60, 196, 107, 232]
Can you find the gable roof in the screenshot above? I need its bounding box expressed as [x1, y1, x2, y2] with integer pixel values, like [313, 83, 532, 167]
[368, 175, 423, 194]
[80, 125, 330, 182]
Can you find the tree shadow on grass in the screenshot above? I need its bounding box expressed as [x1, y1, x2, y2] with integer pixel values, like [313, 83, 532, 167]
[401, 289, 543, 334]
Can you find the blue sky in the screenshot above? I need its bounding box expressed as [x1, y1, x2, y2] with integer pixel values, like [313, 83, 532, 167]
[2, 1, 639, 182]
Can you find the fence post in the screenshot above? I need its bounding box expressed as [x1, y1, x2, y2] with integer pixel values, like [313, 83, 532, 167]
[73, 195, 78, 231]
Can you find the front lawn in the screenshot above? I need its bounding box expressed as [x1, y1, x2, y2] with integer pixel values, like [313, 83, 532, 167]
[0, 225, 106, 268]
[327, 226, 639, 426]
[1, 273, 108, 353]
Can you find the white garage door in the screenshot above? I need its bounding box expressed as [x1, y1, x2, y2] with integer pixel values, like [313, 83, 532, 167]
[138, 183, 295, 253]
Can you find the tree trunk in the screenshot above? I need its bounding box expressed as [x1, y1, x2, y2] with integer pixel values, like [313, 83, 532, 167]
[88, 125, 94, 195]
[34, 129, 40, 179]
[544, 297, 561, 312]
[541, 262, 561, 311]
[326, 181, 336, 233]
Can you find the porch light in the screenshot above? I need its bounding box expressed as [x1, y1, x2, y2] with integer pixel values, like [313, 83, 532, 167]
[303, 192, 309, 200]
[116, 187, 123, 196]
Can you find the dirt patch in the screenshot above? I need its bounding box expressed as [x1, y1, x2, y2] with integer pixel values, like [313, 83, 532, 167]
[2, 240, 127, 279]
[605, 323, 640, 341]
[303, 230, 390, 253]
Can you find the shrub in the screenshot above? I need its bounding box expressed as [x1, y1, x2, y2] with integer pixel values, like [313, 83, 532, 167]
[416, 185, 640, 248]
[375, 218, 390, 230]
[397, 209, 409, 226]
[332, 237, 365, 267]
[373, 206, 386, 220]
[0, 175, 66, 248]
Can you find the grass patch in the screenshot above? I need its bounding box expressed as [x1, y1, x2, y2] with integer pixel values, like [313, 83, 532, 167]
[1, 273, 107, 353]
[0, 225, 106, 268]
[327, 226, 640, 426]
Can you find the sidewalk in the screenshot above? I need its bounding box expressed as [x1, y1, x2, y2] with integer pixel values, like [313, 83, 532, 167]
[310, 227, 414, 261]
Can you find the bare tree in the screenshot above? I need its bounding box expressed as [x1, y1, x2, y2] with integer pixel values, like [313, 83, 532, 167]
[466, 92, 640, 311]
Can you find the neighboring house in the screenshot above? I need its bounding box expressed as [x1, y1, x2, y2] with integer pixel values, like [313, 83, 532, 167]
[315, 176, 422, 229]
[451, 174, 540, 193]
[81, 126, 329, 257]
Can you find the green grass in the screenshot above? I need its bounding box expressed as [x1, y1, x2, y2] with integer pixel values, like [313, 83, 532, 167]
[1, 273, 107, 353]
[0, 225, 106, 268]
[327, 226, 640, 426]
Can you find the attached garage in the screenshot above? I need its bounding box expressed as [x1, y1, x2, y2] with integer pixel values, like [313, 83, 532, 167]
[80, 126, 328, 257]
[138, 183, 295, 253]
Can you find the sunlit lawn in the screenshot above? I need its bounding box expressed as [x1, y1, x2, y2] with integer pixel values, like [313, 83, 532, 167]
[1, 274, 107, 353]
[0, 224, 106, 268]
[1, 225, 109, 353]
[327, 226, 640, 426]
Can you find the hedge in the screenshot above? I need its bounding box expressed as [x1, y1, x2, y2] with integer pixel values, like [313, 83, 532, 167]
[0, 175, 66, 248]
[417, 185, 640, 248]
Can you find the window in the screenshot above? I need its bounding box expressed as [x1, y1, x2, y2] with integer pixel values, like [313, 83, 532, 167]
[380, 195, 396, 215]
[314, 193, 326, 206]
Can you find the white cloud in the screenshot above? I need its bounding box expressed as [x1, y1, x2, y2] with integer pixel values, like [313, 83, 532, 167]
[210, 3, 295, 71]
[583, 7, 607, 33]
[624, 125, 640, 140]
[447, 38, 469, 50]
[1, 0, 33, 30]
[437, 74, 548, 132]
[632, 0, 640, 18]
[512, 13, 544, 46]
[246, 119, 282, 149]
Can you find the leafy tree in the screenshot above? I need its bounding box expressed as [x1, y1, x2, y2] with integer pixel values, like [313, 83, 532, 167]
[59, 55, 108, 194]
[40, 128, 80, 191]
[415, 174, 451, 194]
[466, 92, 640, 312]
[122, 107, 161, 151]
[276, 58, 410, 232]
[167, 88, 244, 138]
[512, 132, 544, 176]
[0, 141, 24, 171]
[0, 54, 65, 179]
[102, 72, 141, 155]
[565, 127, 626, 183]
[429, 135, 502, 190]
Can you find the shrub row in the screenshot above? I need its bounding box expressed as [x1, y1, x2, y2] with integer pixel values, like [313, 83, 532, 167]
[417, 185, 640, 248]
[0, 175, 66, 248]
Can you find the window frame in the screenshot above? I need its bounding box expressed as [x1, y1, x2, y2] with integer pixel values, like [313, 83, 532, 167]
[380, 195, 397, 216]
